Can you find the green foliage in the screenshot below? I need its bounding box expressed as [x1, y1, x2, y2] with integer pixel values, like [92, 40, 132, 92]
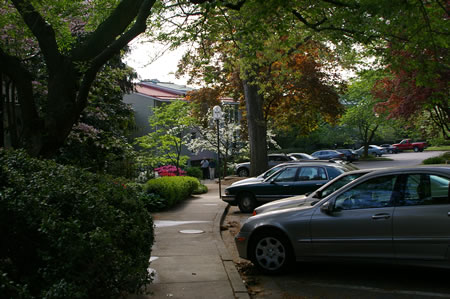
[193, 183, 209, 195]
[422, 152, 450, 165]
[136, 100, 194, 171]
[0, 149, 154, 298]
[55, 53, 138, 178]
[186, 166, 203, 180]
[145, 176, 203, 208]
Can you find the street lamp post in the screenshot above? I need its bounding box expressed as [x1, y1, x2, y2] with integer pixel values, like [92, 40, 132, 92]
[212, 105, 222, 198]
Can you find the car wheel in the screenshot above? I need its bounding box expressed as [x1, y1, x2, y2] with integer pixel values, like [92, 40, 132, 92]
[237, 168, 249, 177]
[238, 192, 256, 213]
[413, 147, 419, 152]
[249, 229, 294, 274]
[388, 149, 393, 154]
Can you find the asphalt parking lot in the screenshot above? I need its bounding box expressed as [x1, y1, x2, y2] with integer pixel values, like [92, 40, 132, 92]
[221, 151, 450, 298]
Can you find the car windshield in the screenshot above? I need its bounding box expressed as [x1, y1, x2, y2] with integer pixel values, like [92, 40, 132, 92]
[260, 165, 286, 179]
[314, 172, 368, 199]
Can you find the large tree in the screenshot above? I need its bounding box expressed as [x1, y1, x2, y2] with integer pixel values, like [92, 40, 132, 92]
[0, 0, 156, 158]
[149, 1, 346, 175]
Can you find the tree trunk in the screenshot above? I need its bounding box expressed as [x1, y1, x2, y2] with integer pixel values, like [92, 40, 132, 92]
[0, 73, 3, 148]
[242, 78, 268, 176]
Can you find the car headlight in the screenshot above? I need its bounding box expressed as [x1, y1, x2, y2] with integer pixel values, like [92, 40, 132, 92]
[225, 189, 230, 195]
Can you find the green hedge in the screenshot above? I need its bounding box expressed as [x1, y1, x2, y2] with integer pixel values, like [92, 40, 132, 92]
[422, 152, 450, 164]
[185, 166, 202, 180]
[145, 176, 204, 209]
[0, 149, 154, 298]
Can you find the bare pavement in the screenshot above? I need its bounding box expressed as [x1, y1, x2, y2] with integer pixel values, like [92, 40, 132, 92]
[129, 180, 249, 299]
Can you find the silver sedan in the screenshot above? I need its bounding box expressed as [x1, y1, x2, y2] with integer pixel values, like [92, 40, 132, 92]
[235, 166, 450, 274]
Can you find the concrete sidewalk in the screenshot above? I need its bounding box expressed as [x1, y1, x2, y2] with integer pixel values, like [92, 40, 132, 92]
[130, 181, 249, 299]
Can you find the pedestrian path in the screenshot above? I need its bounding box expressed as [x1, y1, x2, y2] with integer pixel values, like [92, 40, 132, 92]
[129, 182, 249, 299]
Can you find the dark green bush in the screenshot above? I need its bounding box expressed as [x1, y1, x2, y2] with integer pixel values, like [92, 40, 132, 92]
[145, 176, 201, 209]
[423, 152, 450, 164]
[193, 183, 209, 194]
[185, 166, 202, 180]
[0, 149, 154, 298]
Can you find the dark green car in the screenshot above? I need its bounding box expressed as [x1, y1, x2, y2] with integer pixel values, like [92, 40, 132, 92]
[223, 162, 356, 212]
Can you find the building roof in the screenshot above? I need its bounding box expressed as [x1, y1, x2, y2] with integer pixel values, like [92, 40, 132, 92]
[136, 79, 193, 100]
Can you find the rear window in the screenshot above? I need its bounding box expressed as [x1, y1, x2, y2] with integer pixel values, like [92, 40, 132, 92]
[326, 166, 345, 180]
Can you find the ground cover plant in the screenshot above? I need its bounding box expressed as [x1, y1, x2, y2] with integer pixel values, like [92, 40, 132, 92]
[0, 149, 154, 298]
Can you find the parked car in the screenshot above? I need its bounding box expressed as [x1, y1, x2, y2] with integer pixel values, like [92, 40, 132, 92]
[235, 154, 298, 177]
[253, 168, 374, 215]
[287, 153, 318, 160]
[223, 162, 356, 212]
[356, 145, 385, 157]
[336, 149, 359, 162]
[232, 163, 300, 186]
[380, 144, 399, 154]
[311, 150, 346, 160]
[234, 166, 450, 274]
[393, 139, 428, 152]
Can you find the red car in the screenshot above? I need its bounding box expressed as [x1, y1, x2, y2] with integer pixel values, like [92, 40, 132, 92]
[393, 139, 427, 152]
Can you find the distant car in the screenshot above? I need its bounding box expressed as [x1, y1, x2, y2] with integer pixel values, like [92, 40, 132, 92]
[356, 145, 385, 157]
[223, 162, 355, 212]
[234, 166, 450, 274]
[287, 153, 318, 160]
[311, 150, 346, 160]
[336, 149, 359, 162]
[235, 154, 298, 177]
[393, 139, 428, 152]
[380, 144, 399, 154]
[253, 168, 373, 215]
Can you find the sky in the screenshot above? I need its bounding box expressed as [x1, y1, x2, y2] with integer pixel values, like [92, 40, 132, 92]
[124, 38, 190, 86]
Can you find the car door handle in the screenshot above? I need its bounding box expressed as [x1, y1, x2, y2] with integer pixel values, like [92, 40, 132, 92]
[372, 213, 391, 220]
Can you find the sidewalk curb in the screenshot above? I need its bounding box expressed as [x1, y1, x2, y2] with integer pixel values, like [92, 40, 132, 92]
[214, 201, 250, 298]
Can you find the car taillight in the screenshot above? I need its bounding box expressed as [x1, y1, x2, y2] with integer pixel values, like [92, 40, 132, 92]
[252, 210, 257, 216]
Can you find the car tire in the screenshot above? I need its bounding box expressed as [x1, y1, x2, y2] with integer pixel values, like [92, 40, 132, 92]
[249, 229, 294, 274]
[413, 147, 419, 152]
[237, 168, 249, 177]
[238, 192, 256, 213]
[388, 149, 393, 154]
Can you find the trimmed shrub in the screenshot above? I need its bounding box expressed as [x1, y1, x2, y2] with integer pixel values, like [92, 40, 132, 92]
[423, 152, 450, 164]
[185, 166, 202, 180]
[145, 176, 202, 208]
[193, 183, 209, 194]
[0, 149, 154, 298]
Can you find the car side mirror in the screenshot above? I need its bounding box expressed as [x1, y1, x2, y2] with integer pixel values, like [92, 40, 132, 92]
[320, 201, 334, 214]
[315, 190, 322, 199]
[270, 179, 277, 184]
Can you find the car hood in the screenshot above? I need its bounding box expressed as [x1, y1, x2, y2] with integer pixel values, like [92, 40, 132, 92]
[254, 194, 317, 214]
[242, 202, 318, 231]
[231, 177, 263, 186]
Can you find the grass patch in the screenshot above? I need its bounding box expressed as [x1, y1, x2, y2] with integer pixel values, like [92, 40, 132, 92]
[425, 146, 450, 151]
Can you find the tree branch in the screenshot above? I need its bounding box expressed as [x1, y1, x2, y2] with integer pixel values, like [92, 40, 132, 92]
[76, 0, 156, 112]
[11, 0, 61, 71]
[72, 0, 156, 61]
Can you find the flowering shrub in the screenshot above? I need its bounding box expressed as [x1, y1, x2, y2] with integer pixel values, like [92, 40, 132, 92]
[155, 165, 186, 177]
